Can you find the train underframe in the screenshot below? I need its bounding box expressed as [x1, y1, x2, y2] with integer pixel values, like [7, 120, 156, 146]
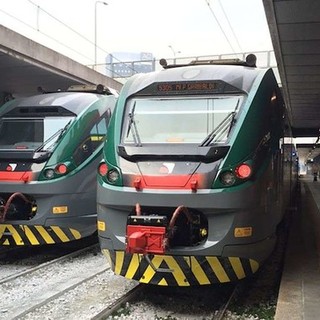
[0, 190, 97, 246]
[97, 180, 281, 286]
[0, 170, 98, 246]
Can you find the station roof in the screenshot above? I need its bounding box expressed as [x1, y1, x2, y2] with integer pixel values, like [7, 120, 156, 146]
[263, 0, 320, 138]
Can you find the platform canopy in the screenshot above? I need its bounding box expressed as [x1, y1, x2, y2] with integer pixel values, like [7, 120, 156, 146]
[263, 0, 320, 163]
[263, 0, 320, 138]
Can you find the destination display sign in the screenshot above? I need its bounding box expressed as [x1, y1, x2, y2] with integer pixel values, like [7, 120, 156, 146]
[157, 81, 217, 93]
[136, 80, 243, 96]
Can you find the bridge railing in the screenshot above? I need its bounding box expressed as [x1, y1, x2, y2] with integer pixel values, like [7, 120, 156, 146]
[89, 50, 279, 84]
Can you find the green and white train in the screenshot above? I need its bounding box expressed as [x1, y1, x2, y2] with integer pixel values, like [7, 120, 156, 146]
[97, 55, 298, 286]
[0, 84, 117, 246]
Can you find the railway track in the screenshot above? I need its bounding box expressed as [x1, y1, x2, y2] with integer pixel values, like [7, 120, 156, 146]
[0, 244, 99, 285]
[0, 245, 137, 320]
[89, 282, 239, 320]
[213, 284, 239, 320]
[0, 237, 98, 280]
[91, 284, 145, 320]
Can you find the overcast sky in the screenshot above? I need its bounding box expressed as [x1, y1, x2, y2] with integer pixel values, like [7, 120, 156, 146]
[0, 0, 273, 65]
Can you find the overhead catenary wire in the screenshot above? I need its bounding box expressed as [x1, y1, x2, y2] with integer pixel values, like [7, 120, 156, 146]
[3, 0, 250, 77]
[216, 0, 243, 53]
[204, 0, 237, 54]
[0, 8, 93, 63]
[26, 0, 131, 73]
[27, 0, 96, 59]
[3, 0, 135, 77]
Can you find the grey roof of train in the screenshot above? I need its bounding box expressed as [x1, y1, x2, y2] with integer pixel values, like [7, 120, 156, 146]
[125, 64, 267, 96]
[0, 91, 106, 116]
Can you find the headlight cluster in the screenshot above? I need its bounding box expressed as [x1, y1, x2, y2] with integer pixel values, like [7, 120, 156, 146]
[43, 163, 69, 179]
[220, 163, 252, 186]
[98, 162, 120, 184]
[220, 171, 236, 186]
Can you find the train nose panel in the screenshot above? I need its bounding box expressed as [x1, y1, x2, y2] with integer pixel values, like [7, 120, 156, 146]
[137, 161, 199, 187]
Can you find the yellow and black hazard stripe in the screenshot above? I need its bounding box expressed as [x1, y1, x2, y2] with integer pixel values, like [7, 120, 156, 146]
[0, 224, 82, 246]
[102, 249, 259, 286]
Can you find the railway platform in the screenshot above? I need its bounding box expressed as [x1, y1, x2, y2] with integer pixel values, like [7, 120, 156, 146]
[275, 175, 320, 320]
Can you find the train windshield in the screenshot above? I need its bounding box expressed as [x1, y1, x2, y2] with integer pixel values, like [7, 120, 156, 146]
[0, 117, 75, 150]
[123, 95, 243, 145]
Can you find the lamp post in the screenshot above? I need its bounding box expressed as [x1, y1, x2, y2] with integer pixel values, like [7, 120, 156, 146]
[95, 1, 108, 69]
[168, 45, 181, 63]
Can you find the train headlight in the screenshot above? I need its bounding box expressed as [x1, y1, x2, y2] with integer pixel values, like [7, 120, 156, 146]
[220, 171, 236, 186]
[44, 168, 55, 179]
[107, 168, 120, 184]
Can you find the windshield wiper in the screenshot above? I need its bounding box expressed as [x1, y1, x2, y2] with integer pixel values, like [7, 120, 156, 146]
[35, 120, 72, 152]
[126, 102, 142, 146]
[199, 111, 236, 147]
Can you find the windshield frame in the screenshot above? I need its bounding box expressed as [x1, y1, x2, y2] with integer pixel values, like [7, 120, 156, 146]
[121, 94, 244, 147]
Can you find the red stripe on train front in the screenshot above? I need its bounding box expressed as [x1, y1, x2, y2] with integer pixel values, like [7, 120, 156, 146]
[131, 174, 201, 191]
[0, 171, 33, 182]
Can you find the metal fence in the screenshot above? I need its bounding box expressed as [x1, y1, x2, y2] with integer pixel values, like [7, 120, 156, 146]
[90, 50, 279, 84]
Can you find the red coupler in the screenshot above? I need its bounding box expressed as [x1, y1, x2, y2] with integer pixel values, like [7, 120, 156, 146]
[126, 224, 166, 254]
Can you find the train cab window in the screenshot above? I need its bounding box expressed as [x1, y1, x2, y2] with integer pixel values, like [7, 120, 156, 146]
[122, 96, 243, 145]
[0, 117, 74, 151]
[73, 110, 111, 166]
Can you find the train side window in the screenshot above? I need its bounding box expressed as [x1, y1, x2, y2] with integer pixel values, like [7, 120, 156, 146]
[73, 109, 111, 166]
[90, 117, 107, 137]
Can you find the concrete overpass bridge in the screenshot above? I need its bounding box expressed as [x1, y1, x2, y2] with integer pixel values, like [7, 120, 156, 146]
[0, 24, 122, 104]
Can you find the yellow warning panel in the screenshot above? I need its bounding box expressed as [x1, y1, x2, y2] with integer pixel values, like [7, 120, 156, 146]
[0, 225, 5, 236]
[91, 135, 104, 141]
[52, 206, 68, 214]
[97, 220, 106, 231]
[0, 224, 83, 246]
[107, 250, 260, 286]
[234, 227, 252, 238]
